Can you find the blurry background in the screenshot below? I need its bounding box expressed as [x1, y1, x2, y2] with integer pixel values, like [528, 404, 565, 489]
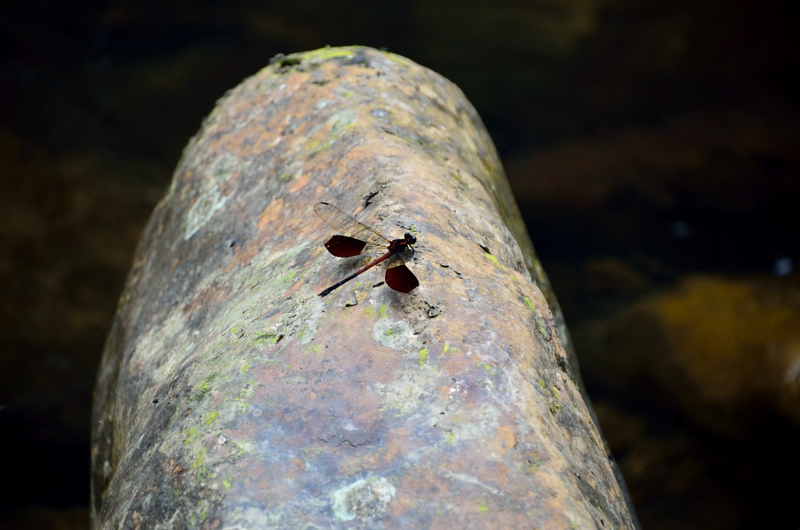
[1, 0, 797, 528]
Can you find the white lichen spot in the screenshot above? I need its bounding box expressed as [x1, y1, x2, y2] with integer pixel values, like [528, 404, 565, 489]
[377, 365, 437, 415]
[183, 154, 239, 239]
[220, 506, 269, 530]
[185, 184, 228, 240]
[449, 379, 467, 398]
[328, 109, 358, 133]
[372, 319, 412, 350]
[332, 477, 396, 521]
[209, 153, 240, 181]
[443, 471, 501, 495]
[446, 403, 501, 445]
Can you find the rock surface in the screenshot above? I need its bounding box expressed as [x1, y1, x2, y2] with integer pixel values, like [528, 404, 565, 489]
[91, 46, 633, 528]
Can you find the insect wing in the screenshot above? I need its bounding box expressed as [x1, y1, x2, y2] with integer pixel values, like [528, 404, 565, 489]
[324, 235, 367, 257]
[384, 255, 419, 293]
[314, 202, 389, 246]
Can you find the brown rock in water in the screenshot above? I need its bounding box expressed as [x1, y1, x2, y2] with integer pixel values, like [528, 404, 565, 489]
[91, 46, 634, 528]
[582, 274, 800, 438]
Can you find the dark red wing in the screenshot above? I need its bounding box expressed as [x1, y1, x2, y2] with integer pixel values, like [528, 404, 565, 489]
[324, 235, 367, 257]
[385, 258, 419, 293]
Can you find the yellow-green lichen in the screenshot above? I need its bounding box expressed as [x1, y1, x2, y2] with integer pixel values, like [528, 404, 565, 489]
[523, 296, 535, 309]
[373, 319, 412, 350]
[304, 343, 323, 355]
[233, 380, 256, 414]
[451, 171, 467, 187]
[383, 51, 413, 68]
[234, 399, 248, 414]
[305, 446, 324, 458]
[328, 110, 358, 135]
[240, 380, 256, 398]
[303, 47, 359, 62]
[549, 388, 562, 415]
[204, 411, 219, 425]
[530, 308, 549, 338]
[191, 376, 216, 402]
[191, 446, 210, 478]
[184, 427, 199, 445]
[296, 325, 315, 343]
[253, 331, 283, 345]
[419, 348, 429, 366]
[481, 363, 498, 376]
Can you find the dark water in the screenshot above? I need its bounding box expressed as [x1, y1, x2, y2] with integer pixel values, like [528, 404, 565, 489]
[1, 1, 797, 528]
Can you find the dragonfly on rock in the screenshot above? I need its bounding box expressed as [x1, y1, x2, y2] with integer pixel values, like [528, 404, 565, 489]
[313, 202, 419, 297]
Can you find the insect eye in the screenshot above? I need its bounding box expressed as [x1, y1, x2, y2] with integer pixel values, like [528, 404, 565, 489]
[405, 234, 416, 244]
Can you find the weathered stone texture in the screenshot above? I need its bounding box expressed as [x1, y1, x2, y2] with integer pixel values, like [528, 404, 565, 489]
[91, 46, 633, 529]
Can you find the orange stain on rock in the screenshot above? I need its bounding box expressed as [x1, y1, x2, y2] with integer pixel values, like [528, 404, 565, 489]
[495, 424, 516, 452]
[287, 170, 313, 194]
[256, 197, 285, 233]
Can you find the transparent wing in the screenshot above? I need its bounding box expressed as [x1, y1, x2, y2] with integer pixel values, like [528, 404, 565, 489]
[314, 202, 389, 247]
